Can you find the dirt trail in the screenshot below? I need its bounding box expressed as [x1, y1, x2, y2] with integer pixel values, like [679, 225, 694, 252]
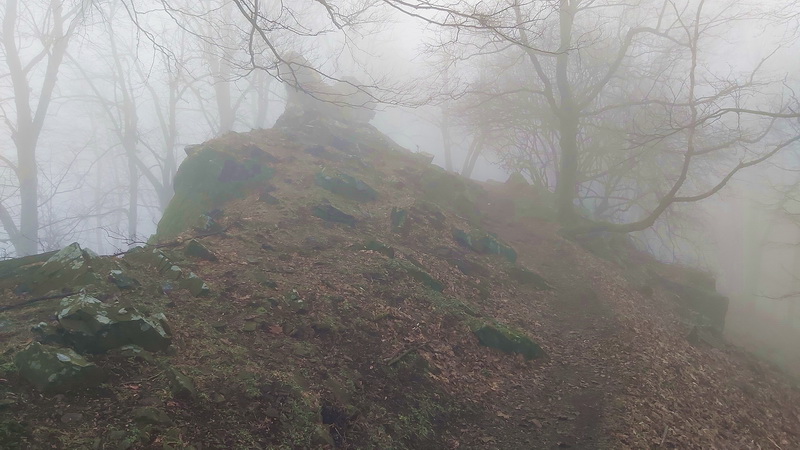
[468, 190, 628, 449]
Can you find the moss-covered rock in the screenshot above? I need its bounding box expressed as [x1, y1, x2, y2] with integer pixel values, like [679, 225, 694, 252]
[108, 270, 141, 290]
[453, 228, 517, 263]
[166, 367, 196, 400]
[471, 321, 545, 360]
[20, 243, 104, 295]
[312, 202, 357, 227]
[184, 239, 218, 261]
[156, 147, 275, 240]
[14, 342, 104, 393]
[56, 294, 172, 353]
[179, 272, 211, 297]
[0, 250, 57, 291]
[315, 171, 378, 202]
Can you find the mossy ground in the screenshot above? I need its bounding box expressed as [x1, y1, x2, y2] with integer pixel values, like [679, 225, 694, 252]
[0, 127, 555, 449]
[1, 125, 798, 449]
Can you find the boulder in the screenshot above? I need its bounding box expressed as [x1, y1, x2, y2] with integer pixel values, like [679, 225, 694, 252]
[22, 243, 103, 295]
[655, 275, 729, 332]
[31, 321, 67, 346]
[453, 228, 517, 263]
[0, 250, 57, 291]
[14, 342, 104, 393]
[179, 272, 211, 297]
[472, 322, 545, 360]
[108, 270, 141, 290]
[312, 203, 357, 227]
[184, 240, 218, 261]
[56, 294, 172, 353]
[155, 147, 275, 240]
[315, 171, 378, 202]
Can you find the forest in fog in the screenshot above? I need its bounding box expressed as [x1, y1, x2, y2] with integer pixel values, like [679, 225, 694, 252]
[3, 0, 800, 371]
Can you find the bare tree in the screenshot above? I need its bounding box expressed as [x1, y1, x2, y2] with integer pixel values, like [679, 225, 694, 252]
[0, 0, 89, 255]
[433, 0, 800, 234]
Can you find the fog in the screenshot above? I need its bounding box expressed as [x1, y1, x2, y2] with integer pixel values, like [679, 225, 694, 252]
[2, 0, 800, 373]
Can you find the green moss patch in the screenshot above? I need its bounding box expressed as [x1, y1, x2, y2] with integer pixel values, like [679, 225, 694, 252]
[156, 147, 275, 240]
[470, 320, 545, 360]
[386, 259, 444, 292]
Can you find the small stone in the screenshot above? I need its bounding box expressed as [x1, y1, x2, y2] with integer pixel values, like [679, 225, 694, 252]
[166, 367, 196, 400]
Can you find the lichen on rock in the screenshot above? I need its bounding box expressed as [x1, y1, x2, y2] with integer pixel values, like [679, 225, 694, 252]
[56, 293, 172, 353]
[13, 342, 104, 393]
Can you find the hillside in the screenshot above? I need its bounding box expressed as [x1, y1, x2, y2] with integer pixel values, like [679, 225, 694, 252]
[1, 109, 799, 449]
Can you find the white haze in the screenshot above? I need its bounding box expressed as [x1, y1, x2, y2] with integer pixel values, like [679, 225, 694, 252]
[1, 0, 800, 374]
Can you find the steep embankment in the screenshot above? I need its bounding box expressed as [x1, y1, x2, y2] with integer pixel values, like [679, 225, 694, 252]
[0, 112, 798, 449]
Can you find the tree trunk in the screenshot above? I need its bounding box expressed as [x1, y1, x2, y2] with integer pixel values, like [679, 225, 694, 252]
[441, 106, 454, 172]
[554, 0, 578, 225]
[17, 135, 39, 256]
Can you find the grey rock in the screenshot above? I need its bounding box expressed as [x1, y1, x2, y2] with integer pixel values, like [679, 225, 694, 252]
[166, 367, 196, 400]
[179, 272, 210, 297]
[108, 270, 141, 290]
[14, 342, 104, 393]
[56, 293, 172, 353]
[184, 240, 217, 261]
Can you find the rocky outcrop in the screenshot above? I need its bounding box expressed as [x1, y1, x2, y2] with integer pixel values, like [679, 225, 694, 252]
[55, 294, 172, 353]
[278, 52, 376, 124]
[18, 243, 104, 295]
[156, 145, 276, 240]
[13, 342, 104, 393]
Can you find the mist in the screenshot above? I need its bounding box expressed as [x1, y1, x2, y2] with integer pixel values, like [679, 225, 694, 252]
[2, 0, 800, 378]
